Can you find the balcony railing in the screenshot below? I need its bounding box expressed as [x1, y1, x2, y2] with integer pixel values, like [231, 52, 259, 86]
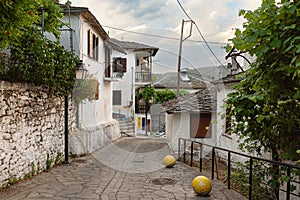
[135, 104, 147, 114]
[135, 71, 151, 83]
[135, 64, 151, 84]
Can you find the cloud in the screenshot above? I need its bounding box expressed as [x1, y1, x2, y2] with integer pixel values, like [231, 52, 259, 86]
[60, 0, 261, 72]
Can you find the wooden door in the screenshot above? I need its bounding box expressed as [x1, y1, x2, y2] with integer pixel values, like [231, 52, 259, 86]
[190, 113, 211, 138]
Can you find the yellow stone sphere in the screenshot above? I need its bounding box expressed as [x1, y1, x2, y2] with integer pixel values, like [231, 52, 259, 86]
[163, 155, 176, 168]
[192, 176, 212, 196]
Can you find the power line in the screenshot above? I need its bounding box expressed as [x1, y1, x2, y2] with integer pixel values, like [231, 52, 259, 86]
[176, 0, 230, 72]
[101, 24, 227, 45]
[152, 62, 177, 71]
[153, 61, 230, 80]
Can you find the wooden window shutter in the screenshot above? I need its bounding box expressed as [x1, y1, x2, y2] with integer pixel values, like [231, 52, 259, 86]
[87, 30, 90, 57]
[89, 30, 93, 57]
[121, 58, 127, 72]
[95, 81, 100, 100]
[95, 36, 99, 61]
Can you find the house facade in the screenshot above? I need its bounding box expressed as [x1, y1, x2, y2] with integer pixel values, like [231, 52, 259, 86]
[212, 51, 256, 161]
[152, 71, 209, 134]
[162, 85, 217, 153]
[108, 38, 159, 136]
[59, 5, 125, 154]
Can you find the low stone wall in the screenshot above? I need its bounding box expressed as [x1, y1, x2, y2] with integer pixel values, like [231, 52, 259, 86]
[0, 81, 76, 187]
[69, 120, 121, 156]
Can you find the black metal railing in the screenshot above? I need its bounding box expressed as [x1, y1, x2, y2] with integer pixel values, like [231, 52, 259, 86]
[135, 71, 151, 83]
[178, 138, 300, 200]
[135, 104, 147, 114]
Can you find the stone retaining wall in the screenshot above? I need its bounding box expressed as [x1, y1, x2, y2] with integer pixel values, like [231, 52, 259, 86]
[0, 81, 76, 187]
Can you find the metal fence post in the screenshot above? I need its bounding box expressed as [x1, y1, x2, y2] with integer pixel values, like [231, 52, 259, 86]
[178, 138, 181, 160]
[212, 147, 215, 180]
[200, 144, 203, 172]
[228, 151, 231, 189]
[190, 142, 194, 167]
[286, 167, 291, 200]
[249, 158, 253, 200]
[183, 140, 186, 164]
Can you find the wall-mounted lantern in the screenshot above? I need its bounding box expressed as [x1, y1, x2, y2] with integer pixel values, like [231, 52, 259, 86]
[76, 60, 88, 80]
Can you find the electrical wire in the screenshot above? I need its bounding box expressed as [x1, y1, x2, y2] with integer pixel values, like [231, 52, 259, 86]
[153, 61, 230, 80]
[176, 0, 230, 72]
[152, 62, 177, 71]
[101, 24, 227, 45]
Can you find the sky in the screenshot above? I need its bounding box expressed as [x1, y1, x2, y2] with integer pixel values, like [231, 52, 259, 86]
[61, 0, 261, 73]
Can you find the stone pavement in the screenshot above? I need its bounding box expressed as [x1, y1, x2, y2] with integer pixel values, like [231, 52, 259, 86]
[0, 137, 246, 200]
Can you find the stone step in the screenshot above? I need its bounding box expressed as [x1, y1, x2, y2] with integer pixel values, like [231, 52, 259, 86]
[120, 124, 134, 129]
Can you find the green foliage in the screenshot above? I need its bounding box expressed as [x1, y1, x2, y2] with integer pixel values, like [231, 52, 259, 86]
[227, 0, 300, 160]
[0, 0, 63, 48]
[7, 177, 17, 186]
[179, 89, 189, 96]
[0, 0, 78, 95]
[232, 161, 278, 199]
[138, 87, 189, 104]
[155, 89, 176, 103]
[31, 163, 35, 177]
[46, 153, 53, 171]
[54, 152, 63, 165]
[138, 86, 157, 104]
[0, 31, 79, 96]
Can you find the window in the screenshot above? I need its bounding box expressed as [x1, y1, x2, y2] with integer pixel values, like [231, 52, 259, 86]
[113, 90, 122, 105]
[113, 57, 127, 73]
[87, 29, 99, 60]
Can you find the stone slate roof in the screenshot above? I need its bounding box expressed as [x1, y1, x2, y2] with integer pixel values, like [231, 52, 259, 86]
[161, 86, 217, 114]
[153, 73, 208, 90]
[211, 72, 244, 85]
[110, 38, 159, 56]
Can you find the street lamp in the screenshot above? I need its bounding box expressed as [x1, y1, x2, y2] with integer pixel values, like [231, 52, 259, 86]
[64, 60, 87, 163]
[76, 60, 87, 79]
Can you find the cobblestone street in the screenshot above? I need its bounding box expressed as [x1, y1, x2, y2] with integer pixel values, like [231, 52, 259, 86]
[0, 137, 246, 200]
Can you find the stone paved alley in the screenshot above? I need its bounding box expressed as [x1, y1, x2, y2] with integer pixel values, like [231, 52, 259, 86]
[0, 137, 246, 200]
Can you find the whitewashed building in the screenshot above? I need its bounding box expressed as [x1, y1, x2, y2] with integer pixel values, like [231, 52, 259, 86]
[107, 38, 159, 136]
[59, 4, 126, 154]
[162, 85, 217, 153]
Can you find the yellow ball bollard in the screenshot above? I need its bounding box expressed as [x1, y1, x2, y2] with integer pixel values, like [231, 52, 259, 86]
[192, 175, 212, 196]
[163, 155, 176, 168]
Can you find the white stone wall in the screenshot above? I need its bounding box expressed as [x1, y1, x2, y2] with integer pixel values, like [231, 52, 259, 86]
[69, 120, 121, 156]
[0, 81, 76, 187]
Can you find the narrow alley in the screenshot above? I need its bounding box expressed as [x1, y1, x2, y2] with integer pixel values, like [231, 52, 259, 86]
[0, 137, 245, 200]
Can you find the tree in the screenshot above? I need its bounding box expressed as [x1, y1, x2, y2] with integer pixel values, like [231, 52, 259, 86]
[0, 0, 62, 48]
[0, 0, 79, 95]
[155, 89, 176, 104]
[227, 0, 300, 161]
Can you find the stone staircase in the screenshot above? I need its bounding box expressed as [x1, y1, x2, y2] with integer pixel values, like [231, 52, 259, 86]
[113, 113, 135, 137]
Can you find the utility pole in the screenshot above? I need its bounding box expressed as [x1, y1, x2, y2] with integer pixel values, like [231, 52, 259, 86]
[177, 19, 193, 96]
